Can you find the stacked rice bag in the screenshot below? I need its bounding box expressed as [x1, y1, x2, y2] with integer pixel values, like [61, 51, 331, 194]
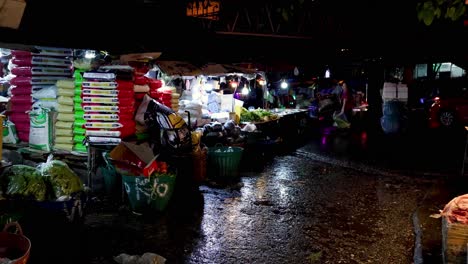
[81, 70, 136, 144]
[73, 70, 86, 152]
[153, 86, 180, 111]
[54, 78, 76, 152]
[134, 75, 151, 111]
[8, 47, 73, 143]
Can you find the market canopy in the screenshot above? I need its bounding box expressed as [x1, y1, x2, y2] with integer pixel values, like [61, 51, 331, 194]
[156, 61, 260, 77]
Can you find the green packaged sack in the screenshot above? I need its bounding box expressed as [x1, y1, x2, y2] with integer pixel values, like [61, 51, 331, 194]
[73, 144, 87, 153]
[74, 119, 85, 128]
[73, 135, 85, 143]
[74, 111, 84, 120]
[73, 127, 86, 135]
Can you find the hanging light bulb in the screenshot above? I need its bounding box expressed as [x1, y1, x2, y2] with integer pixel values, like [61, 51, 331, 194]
[281, 80, 288, 89]
[241, 86, 249, 95]
[85, 50, 96, 59]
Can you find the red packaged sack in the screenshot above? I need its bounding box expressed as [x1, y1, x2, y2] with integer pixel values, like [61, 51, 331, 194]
[134, 76, 148, 85]
[134, 92, 147, 100]
[117, 80, 134, 90]
[148, 79, 163, 90]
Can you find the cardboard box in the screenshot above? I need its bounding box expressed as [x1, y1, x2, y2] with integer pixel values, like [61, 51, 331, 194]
[109, 141, 158, 177]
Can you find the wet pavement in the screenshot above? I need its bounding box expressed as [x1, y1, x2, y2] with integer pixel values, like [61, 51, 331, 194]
[11, 114, 468, 264]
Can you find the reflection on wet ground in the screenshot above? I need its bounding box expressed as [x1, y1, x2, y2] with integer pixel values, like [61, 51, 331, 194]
[20, 119, 468, 264]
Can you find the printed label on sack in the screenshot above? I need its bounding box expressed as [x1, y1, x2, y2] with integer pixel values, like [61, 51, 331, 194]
[84, 122, 123, 128]
[82, 97, 119, 104]
[82, 89, 118, 96]
[83, 114, 119, 121]
[31, 57, 72, 66]
[86, 130, 121, 137]
[82, 82, 118, 89]
[82, 105, 120, 112]
[31, 67, 71, 75]
[83, 72, 115, 80]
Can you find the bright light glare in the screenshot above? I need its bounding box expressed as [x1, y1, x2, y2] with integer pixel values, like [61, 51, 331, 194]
[85, 50, 96, 59]
[241, 87, 249, 95]
[280, 81, 288, 89]
[258, 80, 266, 86]
[230, 82, 238, 88]
[325, 69, 331, 78]
[204, 83, 213, 91]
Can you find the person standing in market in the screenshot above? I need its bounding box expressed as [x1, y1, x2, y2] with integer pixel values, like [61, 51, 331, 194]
[337, 80, 354, 122]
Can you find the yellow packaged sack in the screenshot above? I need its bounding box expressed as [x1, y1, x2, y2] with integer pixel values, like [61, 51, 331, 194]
[54, 143, 74, 152]
[57, 113, 75, 122]
[56, 121, 73, 129]
[58, 96, 74, 106]
[55, 128, 73, 136]
[55, 136, 73, 144]
[58, 88, 74, 97]
[56, 80, 75, 89]
[58, 104, 74, 113]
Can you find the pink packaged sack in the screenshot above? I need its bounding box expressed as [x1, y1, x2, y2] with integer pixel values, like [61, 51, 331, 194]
[11, 66, 72, 76]
[14, 123, 30, 133]
[9, 103, 32, 113]
[12, 56, 72, 67]
[10, 95, 33, 104]
[11, 87, 32, 95]
[10, 76, 67, 86]
[17, 131, 30, 142]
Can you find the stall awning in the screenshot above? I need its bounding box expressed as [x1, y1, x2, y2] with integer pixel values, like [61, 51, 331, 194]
[200, 64, 229, 76]
[156, 61, 202, 76]
[156, 61, 260, 77]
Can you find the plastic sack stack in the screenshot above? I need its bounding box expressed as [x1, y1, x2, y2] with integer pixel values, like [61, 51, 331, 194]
[54, 78, 77, 152]
[153, 86, 180, 111]
[72, 69, 86, 152]
[8, 47, 73, 143]
[81, 71, 136, 144]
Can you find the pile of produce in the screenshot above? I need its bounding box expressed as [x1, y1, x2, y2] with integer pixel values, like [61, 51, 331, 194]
[0, 160, 84, 201]
[200, 120, 245, 146]
[240, 107, 279, 123]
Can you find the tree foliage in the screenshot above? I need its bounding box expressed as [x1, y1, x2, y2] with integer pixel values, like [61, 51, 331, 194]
[416, 0, 466, 26]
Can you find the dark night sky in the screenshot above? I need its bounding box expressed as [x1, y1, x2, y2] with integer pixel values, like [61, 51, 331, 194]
[0, 0, 466, 64]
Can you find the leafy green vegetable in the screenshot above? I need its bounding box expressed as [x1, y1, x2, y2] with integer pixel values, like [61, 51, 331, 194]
[40, 160, 83, 198]
[2, 165, 48, 201]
